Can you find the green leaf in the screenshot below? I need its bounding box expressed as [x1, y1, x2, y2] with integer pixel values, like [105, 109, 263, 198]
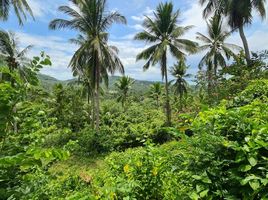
[190, 192, 199, 200]
[248, 157, 257, 167]
[202, 177, 212, 184]
[239, 164, 252, 172]
[261, 178, 268, 186]
[249, 180, 260, 191]
[40, 58, 52, 66]
[200, 189, 209, 198]
[192, 175, 202, 180]
[240, 175, 259, 185]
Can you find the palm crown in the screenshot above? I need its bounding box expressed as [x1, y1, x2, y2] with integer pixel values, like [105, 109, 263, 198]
[115, 76, 134, 108]
[135, 2, 197, 125]
[199, 0, 266, 64]
[49, 0, 127, 131]
[0, 0, 33, 25]
[170, 60, 190, 97]
[135, 2, 197, 77]
[0, 30, 32, 81]
[196, 15, 241, 75]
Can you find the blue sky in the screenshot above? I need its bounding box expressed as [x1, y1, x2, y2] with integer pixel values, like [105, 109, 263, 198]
[2, 0, 268, 81]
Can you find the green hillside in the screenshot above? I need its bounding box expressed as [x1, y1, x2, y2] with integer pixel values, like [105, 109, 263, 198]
[38, 73, 155, 93]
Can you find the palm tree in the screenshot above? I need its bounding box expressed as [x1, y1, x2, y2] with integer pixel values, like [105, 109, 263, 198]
[170, 60, 191, 110]
[134, 2, 197, 126]
[115, 76, 134, 109]
[199, 0, 266, 65]
[0, 30, 32, 83]
[196, 14, 241, 93]
[149, 82, 162, 107]
[49, 0, 126, 131]
[0, 0, 33, 25]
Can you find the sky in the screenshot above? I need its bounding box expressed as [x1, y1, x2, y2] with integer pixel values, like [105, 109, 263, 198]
[1, 0, 268, 81]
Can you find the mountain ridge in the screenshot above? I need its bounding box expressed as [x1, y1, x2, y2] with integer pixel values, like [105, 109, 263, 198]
[38, 73, 155, 92]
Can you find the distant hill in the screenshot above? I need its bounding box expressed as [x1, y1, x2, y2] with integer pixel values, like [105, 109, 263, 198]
[38, 73, 155, 93]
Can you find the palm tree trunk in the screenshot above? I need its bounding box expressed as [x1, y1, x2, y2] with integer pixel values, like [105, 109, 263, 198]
[95, 60, 100, 132]
[179, 95, 183, 111]
[95, 85, 100, 132]
[238, 25, 251, 65]
[207, 61, 213, 98]
[87, 82, 95, 129]
[163, 53, 171, 126]
[87, 84, 90, 104]
[91, 93, 95, 129]
[13, 106, 18, 133]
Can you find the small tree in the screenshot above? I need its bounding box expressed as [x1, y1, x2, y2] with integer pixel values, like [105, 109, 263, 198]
[115, 76, 134, 109]
[149, 82, 163, 107]
[170, 60, 191, 110]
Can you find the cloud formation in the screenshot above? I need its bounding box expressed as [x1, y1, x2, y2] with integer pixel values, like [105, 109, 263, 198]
[5, 0, 268, 81]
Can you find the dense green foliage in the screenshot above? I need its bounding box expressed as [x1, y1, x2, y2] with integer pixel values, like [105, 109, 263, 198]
[1, 0, 268, 199]
[7, 79, 266, 200]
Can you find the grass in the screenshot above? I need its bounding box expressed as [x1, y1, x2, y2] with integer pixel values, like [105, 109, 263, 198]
[49, 155, 106, 178]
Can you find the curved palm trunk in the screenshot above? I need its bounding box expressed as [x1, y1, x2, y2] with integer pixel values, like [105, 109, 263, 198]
[163, 53, 171, 126]
[238, 25, 251, 65]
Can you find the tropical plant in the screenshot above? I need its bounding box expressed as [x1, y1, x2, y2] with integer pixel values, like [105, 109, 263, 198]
[135, 2, 197, 126]
[49, 0, 127, 131]
[0, 0, 33, 25]
[149, 82, 163, 107]
[0, 30, 32, 84]
[0, 32, 51, 86]
[196, 14, 241, 94]
[115, 76, 134, 109]
[199, 0, 266, 65]
[170, 60, 191, 110]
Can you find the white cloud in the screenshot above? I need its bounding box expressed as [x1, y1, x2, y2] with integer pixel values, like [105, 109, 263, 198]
[129, 24, 143, 31]
[181, 2, 206, 41]
[13, 0, 268, 82]
[129, 6, 154, 31]
[16, 32, 75, 80]
[131, 7, 154, 22]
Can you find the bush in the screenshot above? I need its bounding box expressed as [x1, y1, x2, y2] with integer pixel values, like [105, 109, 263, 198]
[82, 80, 268, 199]
[100, 101, 166, 151]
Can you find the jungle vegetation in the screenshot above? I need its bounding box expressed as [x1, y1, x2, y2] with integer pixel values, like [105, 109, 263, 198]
[1, 0, 268, 199]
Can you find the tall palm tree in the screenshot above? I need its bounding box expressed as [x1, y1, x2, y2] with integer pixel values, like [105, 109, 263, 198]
[199, 0, 266, 65]
[149, 82, 162, 107]
[49, 0, 126, 131]
[135, 2, 197, 126]
[170, 60, 191, 110]
[0, 0, 33, 25]
[115, 76, 134, 109]
[0, 30, 32, 83]
[196, 15, 241, 93]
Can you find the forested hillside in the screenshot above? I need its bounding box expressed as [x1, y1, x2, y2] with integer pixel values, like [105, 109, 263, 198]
[38, 73, 154, 93]
[1, 0, 268, 199]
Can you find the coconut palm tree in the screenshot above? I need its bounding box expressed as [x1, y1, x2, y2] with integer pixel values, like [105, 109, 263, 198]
[196, 14, 241, 93]
[49, 0, 126, 131]
[199, 0, 266, 65]
[149, 82, 162, 107]
[0, 30, 32, 83]
[115, 76, 134, 109]
[170, 60, 191, 110]
[135, 2, 197, 126]
[0, 0, 33, 25]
